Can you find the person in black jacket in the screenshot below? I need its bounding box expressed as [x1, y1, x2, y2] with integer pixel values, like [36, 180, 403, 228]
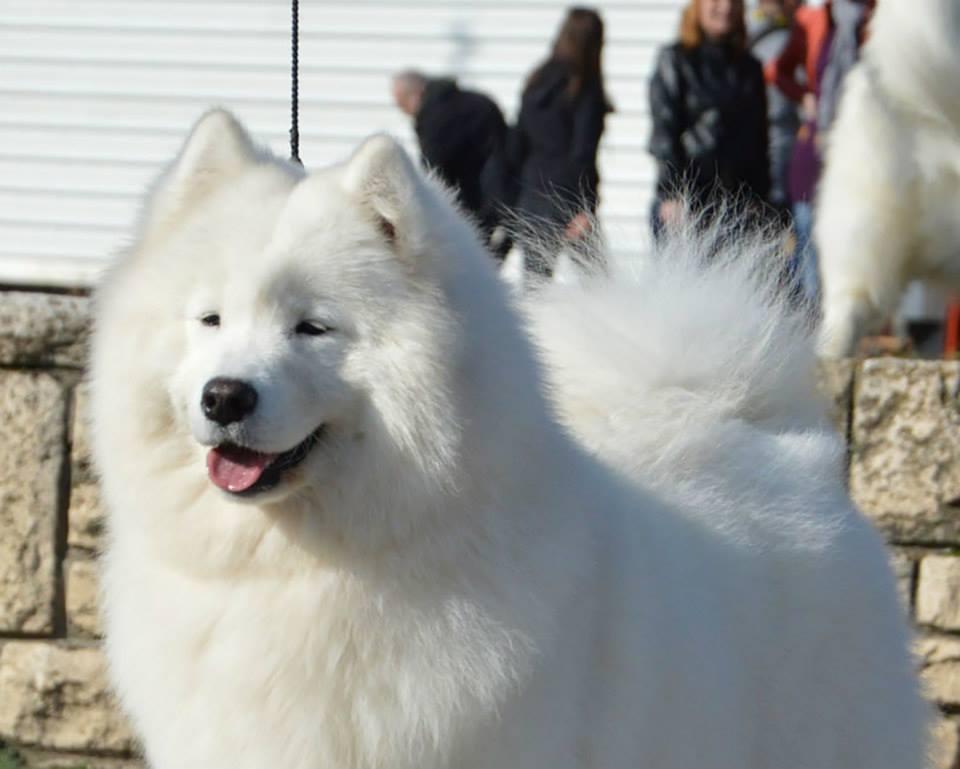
[648, 0, 770, 237]
[393, 71, 511, 260]
[510, 7, 612, 276]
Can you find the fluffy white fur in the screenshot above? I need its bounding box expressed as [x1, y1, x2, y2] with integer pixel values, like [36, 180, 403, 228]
[92, 110, 927, 769]
[816, 0, 960, 357]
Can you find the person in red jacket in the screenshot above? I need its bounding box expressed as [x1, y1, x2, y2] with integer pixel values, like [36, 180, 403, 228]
[767, 0, 873, 302]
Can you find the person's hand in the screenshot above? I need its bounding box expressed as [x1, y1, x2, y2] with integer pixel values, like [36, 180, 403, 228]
[658, 199, 683, 227]
[564, 212, 592, 240]
[802, 92, 817, 122]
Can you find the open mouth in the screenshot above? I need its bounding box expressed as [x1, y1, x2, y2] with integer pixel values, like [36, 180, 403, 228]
[206, 427, 324, 496]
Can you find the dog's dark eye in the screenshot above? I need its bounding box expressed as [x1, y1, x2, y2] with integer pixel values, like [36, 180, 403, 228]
[200, 313, 221, 328]
[295, 321, 329, 336]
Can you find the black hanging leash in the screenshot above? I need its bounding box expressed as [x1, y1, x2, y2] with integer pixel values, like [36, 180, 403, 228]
[290, 0, 302, 164]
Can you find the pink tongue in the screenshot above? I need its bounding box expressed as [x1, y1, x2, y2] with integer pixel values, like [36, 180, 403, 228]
[207, 446, 277, 492]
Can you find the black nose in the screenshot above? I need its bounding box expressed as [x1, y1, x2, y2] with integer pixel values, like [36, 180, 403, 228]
[201, 378, 258, 426]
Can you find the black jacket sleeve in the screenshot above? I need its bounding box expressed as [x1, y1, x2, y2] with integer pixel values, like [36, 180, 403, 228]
[743, 57, 771, 202]
[648, 46, 687, 198]
[478, 105, 515, 219]
[569, 85, 606, 210]
[505, 120, 528, 173]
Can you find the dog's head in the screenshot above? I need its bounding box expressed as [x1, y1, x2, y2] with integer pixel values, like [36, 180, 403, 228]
[92, 110, 542, 566]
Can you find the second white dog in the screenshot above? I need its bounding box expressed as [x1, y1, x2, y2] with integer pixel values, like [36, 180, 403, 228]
[816, 0, 960, 356]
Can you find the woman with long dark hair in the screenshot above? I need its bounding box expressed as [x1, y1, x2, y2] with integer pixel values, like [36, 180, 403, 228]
[648, 0, 770, 235]
[510, 7, 612, 276]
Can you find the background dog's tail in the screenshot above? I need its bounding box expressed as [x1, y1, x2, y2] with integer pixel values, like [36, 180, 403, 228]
[527, 215, 834, 479]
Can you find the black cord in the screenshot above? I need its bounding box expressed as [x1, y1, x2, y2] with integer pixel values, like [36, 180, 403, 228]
[290, 0, 301, 164]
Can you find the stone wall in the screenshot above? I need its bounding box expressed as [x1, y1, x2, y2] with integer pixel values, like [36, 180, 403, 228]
[841, 359, 960, 769]
[2, 291, 960, 767]
[0, 292, 138, 769]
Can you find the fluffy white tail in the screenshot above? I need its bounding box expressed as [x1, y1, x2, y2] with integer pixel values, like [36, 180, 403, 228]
[527, 220, 835, 481]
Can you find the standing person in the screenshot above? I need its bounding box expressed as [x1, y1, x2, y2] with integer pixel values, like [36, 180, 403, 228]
[648, 0, 770, 237]
[392, 71, 511, 260]
[770, 0, 873, 301]
[509, 7, 612, 277]
[748, 0, 801, 217]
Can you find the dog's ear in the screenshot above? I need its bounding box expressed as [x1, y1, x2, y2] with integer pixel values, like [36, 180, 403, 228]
[173, 109, 257, 186]
[145, 109, 258, 229]
[341, 134, 422, 250]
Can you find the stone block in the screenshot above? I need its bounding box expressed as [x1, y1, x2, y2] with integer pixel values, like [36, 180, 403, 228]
[65, 557, 100, 638]
[69, 385, 105, 553]
[0, 642, 135, 755]
[816, 359, 854, 438]
[68, 485, 105, 553]
[0, 292, 90, 369]
[71, 384, 94, 485]
[917, 556, 960, 630]
[17, 746, 143, 769]
[889, 549, 915, 610]
[850, 360, 960, 542]
[0, 372, 67, 634]
[916, 633, 960, 706]
[930, 716, 960, 769]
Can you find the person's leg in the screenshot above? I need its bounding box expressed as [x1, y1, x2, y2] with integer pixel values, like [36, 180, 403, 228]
[487, 227, 513, 265]
[791, 201, 819, 303]
[650, 198, 665, 242]
[524, 248, 555, 279]
[519, 214, 560, 279]
[512, 194, 559, 279]
[797, 201, 821, 303]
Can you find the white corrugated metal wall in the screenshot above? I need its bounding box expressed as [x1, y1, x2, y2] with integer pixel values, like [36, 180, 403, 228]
[1, 0, 685, 287]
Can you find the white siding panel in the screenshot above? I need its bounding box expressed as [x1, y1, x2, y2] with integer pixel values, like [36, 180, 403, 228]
[1, 0, 684, 287]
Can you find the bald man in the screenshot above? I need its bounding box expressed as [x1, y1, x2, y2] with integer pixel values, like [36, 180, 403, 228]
[392, 71, 512, 260]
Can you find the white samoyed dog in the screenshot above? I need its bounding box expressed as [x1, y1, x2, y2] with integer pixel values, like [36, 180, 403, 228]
[91, 109, 927, 769]
[816, 0, 960, 357]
